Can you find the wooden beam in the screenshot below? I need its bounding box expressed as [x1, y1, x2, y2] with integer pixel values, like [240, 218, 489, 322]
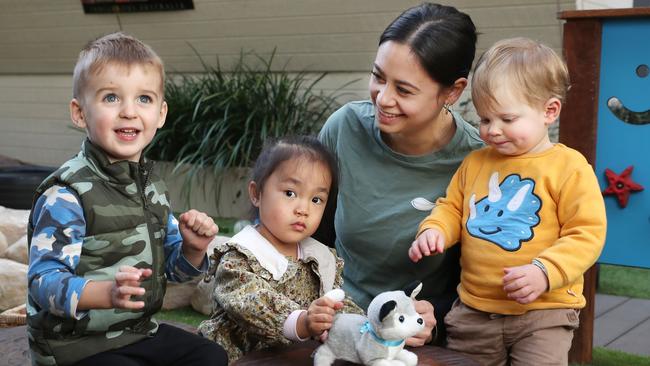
[559, 17, 602, 365]
[560, 7, 650, 19]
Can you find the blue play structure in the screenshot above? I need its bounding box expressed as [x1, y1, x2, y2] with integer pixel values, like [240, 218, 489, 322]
[595, 18, 650, 268]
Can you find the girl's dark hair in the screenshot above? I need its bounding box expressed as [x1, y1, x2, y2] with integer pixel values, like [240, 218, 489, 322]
[379, 2, 477, 87]
[250, 135, 339, 217]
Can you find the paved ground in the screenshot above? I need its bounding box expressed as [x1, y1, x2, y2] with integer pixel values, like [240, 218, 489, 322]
[595, 293, 650, 356]
[0, 321, 197, 366]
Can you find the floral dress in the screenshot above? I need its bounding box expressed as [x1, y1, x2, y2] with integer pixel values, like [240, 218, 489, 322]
[197, 226, 363, 362]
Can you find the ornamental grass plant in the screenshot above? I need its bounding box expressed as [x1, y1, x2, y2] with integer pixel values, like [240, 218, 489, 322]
[146, 50, 349, 211]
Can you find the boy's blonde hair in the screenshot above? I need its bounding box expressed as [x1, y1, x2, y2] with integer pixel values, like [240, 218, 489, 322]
[72, 32, 165, 100]
[471, 37, 569, 113]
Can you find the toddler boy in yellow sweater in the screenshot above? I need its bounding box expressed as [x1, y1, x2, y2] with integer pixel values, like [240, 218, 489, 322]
[409, 37, 607, 366]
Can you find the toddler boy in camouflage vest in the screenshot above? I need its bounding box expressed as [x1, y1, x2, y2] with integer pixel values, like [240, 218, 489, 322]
[26, 32, 228, 366]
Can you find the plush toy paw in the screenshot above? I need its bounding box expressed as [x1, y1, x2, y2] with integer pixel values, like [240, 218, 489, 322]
[313, 343, 337, 366]
[396, 349, 418, 366]
[371, 360, 406, 366]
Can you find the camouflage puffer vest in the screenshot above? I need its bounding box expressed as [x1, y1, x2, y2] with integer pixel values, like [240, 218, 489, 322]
[27, 139, 170, 366]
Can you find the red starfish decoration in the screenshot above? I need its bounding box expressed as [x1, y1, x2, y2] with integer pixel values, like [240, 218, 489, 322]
[602, 165, 644, 208]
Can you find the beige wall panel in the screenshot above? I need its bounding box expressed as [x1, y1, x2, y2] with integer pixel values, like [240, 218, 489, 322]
[477, 27, 564, 50]
[0, 0, 574, 73]
[0, 0, 118, 74]
[470, 5, 567, 27]
[146, 34, 378, 57]
[0, 75, 70, 88]
[0, 145, 82, 167]
[0, 0, 574, 165]
[0, 72, 367, 166]
[119, 1, 574, 72]
[154, 53, 377, 73]
[0, 75, 78, 165]
[311, 72, 370, 99]
[0, 136, 84, 167]
[2, 101, 68, 120]
[1, 11, 118, 29]
[3, 88, 69, 105]
[1, 131, 83, 150]
[0, 1, 79, 13]
[1, 118, 74, 135]
[120, 14, 394, 38]
[118, 0, 420, 21]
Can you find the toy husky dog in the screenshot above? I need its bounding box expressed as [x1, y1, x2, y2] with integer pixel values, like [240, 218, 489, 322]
[313, 283, 425, 366]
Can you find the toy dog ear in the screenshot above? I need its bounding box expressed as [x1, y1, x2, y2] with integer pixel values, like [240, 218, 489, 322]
[403, 281, 423, 300]
[379, 300, 397, 322]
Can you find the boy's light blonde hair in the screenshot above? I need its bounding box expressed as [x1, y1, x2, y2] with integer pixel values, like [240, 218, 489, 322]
[471, 37, 569, 113]
[72, 32, 165, 100]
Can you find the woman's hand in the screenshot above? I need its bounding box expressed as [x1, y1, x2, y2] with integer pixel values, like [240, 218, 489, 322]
[406, 299, 436, 347]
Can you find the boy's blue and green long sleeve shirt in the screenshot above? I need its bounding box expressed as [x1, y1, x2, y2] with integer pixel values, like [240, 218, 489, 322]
[28, 184, 207, 319]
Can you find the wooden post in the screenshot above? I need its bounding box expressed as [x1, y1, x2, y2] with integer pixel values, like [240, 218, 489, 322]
[558, 14, 602, 365]
[559, 8, 650, 362]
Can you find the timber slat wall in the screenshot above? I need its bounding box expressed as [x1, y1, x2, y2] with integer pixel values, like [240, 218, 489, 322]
[0, 0, 573, 166]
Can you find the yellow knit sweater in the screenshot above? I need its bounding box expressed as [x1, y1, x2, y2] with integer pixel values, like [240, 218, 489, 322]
[418, 144, 607, 315]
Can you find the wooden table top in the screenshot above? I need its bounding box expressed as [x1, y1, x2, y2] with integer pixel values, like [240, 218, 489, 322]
[233, 340, 479, 366]
[1, 325, 478, 366]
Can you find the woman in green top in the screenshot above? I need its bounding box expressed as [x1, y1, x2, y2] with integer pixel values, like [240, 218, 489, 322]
[316, 2, 484, 346]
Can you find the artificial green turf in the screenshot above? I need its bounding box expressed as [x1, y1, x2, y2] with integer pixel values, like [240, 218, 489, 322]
[213, 217, 237, 236]
[598, 264, 650, 299]
[157, 306, 208, 328]
[586, 347, 650, 366]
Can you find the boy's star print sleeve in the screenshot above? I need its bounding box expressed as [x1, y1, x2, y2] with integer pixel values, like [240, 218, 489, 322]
[28, 185, 89, 319]
[163, 214, 208, 282]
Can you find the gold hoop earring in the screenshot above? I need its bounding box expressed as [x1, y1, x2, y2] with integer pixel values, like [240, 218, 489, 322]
[443, 103, 452, 115]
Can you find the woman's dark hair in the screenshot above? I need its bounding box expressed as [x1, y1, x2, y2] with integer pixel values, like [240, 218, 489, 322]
[249, 135, 339, 218]
[379, 2, 477, 87]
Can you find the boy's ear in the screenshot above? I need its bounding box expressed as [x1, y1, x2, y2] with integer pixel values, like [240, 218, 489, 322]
[248, 181, 260, 207]
[543, 97, 562, 125]
[157, 100, 168, 129]
[70, 98, 87, 129]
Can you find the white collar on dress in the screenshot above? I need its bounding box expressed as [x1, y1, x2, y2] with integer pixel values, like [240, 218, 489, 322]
[230, 225, 303, 280]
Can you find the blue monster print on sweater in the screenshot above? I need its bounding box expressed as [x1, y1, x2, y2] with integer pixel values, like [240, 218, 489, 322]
[466, 172, 541, 251]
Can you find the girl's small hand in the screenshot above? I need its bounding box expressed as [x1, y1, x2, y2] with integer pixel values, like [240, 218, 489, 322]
[299, 296, 343, 338]
[110, 265, 152, 309]
[409, 229, 445, 262]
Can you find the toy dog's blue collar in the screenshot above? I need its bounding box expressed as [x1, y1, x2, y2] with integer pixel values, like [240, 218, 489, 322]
[359, 321, 405, 347]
